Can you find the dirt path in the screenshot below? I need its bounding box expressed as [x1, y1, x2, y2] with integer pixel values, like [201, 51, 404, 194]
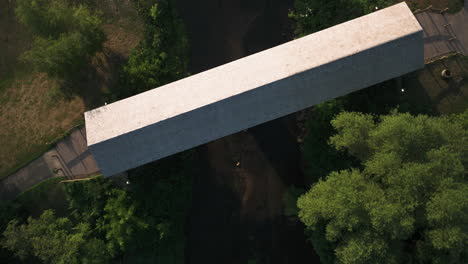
[175, 0, 319, 263]
[415, 5, 468, 61]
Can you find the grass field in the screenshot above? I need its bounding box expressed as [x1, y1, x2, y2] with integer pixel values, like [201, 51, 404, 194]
[402, 54, 468, 115]
[0, 0, 142, 180]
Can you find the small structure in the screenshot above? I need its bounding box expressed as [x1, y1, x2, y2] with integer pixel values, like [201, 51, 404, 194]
[85, 2, 424, 176]
[441, 69, 452, 79]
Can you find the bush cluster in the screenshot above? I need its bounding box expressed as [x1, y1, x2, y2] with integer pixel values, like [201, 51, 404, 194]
[16, 0, 105, 80]
[116, 0, 189, 99]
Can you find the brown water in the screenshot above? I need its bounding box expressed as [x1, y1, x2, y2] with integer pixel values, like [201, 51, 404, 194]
[174, 0, 321, 263]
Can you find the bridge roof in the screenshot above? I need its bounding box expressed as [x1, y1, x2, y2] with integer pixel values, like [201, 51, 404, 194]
[85, 2, 421, 146]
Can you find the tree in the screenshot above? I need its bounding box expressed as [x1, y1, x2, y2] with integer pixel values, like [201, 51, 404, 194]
[298, 110, 468, 264]
[63, 173, 187, 262]
[64, 177, 151, 258]
[302, 97, 360, 184]
[64, 176, 114, 225]
[120, 150, 194, 263]
[99, 189, 149, 257]
[0, 202, 21, 263]
[16, 0, 105, 80]
[117, 0, 189, 98]
[1, 210, 111, 264]
[289, 0, 393, 37]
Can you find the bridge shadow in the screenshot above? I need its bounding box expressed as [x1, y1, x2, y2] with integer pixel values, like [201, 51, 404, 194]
[174, 0, 320, 263]
[248, 116, 305, 187]
[185, 145, 247, 264]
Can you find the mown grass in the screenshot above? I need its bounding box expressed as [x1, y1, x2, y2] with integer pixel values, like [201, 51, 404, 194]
[0, 72, 86, 180]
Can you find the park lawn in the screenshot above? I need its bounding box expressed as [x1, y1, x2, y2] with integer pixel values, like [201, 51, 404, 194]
[402, 54, 468, 115]
[0, 0, 142, 180]
[0, 72, 86, 180]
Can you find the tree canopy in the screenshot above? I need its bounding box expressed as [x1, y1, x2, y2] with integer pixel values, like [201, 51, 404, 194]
[16, 0, 105, 79]
[117, 0, 189, 99]
[298, 110, 468, 264]
[289, 0, 393, 37]
[1, 157, 194, 263]
[1, 210, 110, 264]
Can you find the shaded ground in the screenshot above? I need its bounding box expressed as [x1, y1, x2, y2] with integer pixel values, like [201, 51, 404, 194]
[14, 177, 69, 218]
[402, 54, 468, 114]
[0, 0, 31, 80]
[174, 0, 319, 263]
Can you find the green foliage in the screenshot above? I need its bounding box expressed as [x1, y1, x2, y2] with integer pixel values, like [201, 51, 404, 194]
[100, 189, 149, 256]
[289, 0, 394, 37]
[328, 111, 377, 161]
[63, 176, 113, 224]
[306, 222, 336, 264]
[298, 110, 468, 264]
[1, 210, 111, 264]
[302, 78, 418, 184]
[124, 150, 194, 263]
[15, 0, 105, 79]
[62, 150, 194, 263]
[64, 177, 148, 258]
[117, 0, 189, 98]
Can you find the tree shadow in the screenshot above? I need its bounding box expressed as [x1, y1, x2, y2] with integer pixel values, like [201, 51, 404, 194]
[401, 68, 440, 116]
[248, 116, 305, 187]
[59, 47, 126, 110]
[430, 57, 468, 109]
[243, 0, 293, 56]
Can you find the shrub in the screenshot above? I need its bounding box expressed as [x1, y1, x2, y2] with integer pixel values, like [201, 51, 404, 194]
[289, 0, 394, 37]
[16, 0, 105, 80]
[298, 110, 468, 264]
[117, 0, 189, 98]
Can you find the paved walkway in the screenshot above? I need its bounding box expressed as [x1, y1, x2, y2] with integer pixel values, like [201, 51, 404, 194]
[415, 3, 468, 61]
[0, 127, 100, 200]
